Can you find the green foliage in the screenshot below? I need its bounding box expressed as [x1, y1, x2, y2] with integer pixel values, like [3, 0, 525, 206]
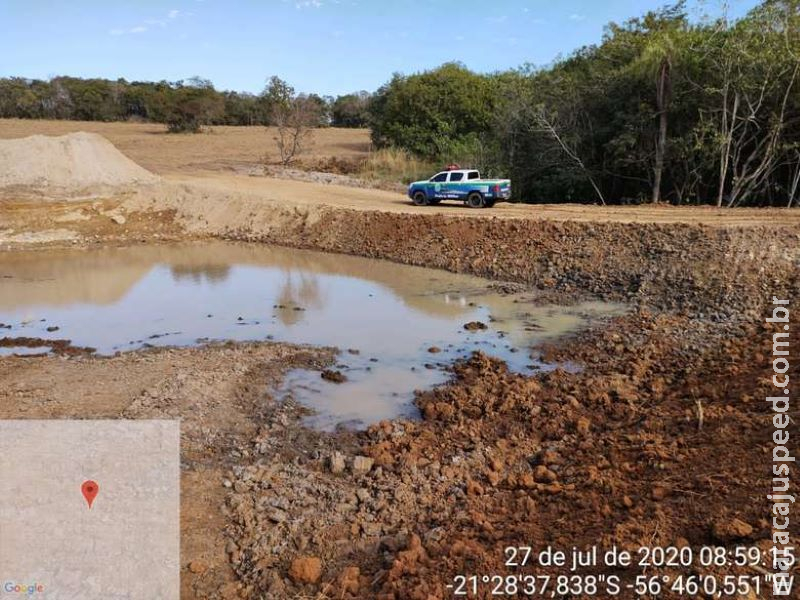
[332, 92, 370, 127]
[164, 80, 225, 133]
[369, 1, 799, 206]
[369, 63, 494, 158]
[0, 74, 339, 131]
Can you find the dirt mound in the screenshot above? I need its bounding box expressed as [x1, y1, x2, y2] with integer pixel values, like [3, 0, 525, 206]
[0, 132, 158, 194]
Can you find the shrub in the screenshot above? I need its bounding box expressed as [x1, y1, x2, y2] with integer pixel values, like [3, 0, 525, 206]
[359, 147, 437, 184]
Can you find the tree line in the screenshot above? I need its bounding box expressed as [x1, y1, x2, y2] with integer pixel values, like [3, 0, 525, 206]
[1, 0, 797, 206]
[0, 75, 370, 131]
[370, 0, 799, 207]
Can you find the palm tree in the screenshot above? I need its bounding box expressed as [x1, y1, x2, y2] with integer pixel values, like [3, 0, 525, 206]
[631, 6, 687, 203]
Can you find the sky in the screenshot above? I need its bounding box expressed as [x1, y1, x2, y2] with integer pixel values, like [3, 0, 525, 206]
[1, 0, 761, 97]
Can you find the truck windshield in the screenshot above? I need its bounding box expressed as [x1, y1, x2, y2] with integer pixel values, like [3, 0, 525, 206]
[431, 173, 448, 182]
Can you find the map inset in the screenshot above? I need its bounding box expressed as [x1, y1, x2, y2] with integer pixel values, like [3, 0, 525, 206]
[0, 420, 180, 600]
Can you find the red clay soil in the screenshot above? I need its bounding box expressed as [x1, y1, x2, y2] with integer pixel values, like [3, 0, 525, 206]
[221, 308, 796, 599]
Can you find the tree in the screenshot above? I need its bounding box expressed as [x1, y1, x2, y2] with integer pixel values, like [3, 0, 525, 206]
[369, 63, 494, 157]
[699, 0, 800, 206]
[260, 76, 294, 126]
[272, 95, 321, 166]
[165, 78, 225, 133]
[332, 92, 371, 127]
[625, 4, 688, 202]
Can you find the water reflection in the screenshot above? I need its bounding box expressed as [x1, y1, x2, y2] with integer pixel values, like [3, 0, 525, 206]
[170, 264, 231, 284]
[0, 241, 626, 429]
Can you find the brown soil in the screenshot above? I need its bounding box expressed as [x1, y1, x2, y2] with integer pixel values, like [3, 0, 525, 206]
[1, 121, 798, 599]
[0, 342, 337, 599]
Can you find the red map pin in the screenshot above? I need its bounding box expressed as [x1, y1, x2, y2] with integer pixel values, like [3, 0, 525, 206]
[81, 480, 99, 509]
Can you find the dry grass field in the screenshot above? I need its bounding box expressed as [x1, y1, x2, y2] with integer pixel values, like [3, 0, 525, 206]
[0, 118, 372, 175]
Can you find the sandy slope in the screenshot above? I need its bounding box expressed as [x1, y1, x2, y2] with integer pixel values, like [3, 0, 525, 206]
[0, 132, 158, 191]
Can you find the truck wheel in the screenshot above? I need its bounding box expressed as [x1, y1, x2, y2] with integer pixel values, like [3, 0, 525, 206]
[412, 191, 429, 206]
[466, 192, 484, 208]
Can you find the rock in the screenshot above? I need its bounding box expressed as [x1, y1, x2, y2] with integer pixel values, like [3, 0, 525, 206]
[575, 416, 591, 434]
[337, 566, 360, 595]
[351, 455, 374, 474]
[109, 213, 126, 225]
[519, 473, 535, 488]
[651, 486, 667, 501]
[188, 560, 208, 574]
[544, 482, 563, 495]
[463, 321, 488, 331]
[427, 346, 441, 353]
[321, 369, 347, 383]
[329, 451, 346, 474]
[622, 495, 634, 508]
[288, 556, 322, 585]
[466, 479, 484, 496]
[486, 470, 501, 486]
[533, 465, 557, 484]
[361, 522, 382, 536]
[268, 509, 288, 523]
[533, 449, 562, 466]
[712, 518, 753, 541]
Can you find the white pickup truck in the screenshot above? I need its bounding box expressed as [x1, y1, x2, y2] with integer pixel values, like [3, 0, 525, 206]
[407, 168, 512, 208]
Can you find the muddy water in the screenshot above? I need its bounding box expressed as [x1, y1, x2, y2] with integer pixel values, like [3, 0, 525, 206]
[0, 242, 625, 429]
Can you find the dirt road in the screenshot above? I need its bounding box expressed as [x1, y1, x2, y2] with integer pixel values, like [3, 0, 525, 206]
[164, 171, 800, 227]
[2, 118, 798, 227]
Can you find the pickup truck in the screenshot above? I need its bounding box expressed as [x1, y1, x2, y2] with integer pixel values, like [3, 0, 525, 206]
[407, 169, 511, 208]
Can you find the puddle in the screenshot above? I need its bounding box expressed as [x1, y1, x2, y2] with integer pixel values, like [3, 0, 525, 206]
[0, 241, 625, 429]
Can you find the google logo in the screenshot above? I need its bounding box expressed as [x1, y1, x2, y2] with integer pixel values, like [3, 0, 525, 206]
[2, 581, 45, 595]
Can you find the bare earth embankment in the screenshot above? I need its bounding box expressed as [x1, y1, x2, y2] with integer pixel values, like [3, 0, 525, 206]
[0, 122, 798, 599]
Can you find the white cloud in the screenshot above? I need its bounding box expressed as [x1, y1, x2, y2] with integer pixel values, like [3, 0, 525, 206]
[568, 13, 586, 21]
[296, 0, 323, 8]
[109, 8, 190, 36]
[487, 15, 508, 24]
